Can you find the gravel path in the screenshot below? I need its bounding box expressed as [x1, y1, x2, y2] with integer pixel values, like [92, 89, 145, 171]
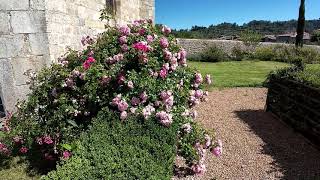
[176, 88, 320, 180]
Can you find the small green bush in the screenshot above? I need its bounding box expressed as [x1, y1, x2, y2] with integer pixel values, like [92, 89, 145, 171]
[254, 46, 274, 61]
[45, 108, 177, 180]
[192, 46, 229, 62]
[230, 46, 251, 61]
[266, 65, 320, 88]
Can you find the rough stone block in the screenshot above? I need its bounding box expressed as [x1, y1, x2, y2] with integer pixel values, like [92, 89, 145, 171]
[30, 0, 45, 10]
[0, 0, 29, 10]
[29, 33, 50, 55]
[11, 56, 47, 86]
[11, 11, 46, 34]
[46, 0, 67, 14]
[0, 58, 17, 112]
[0, 35, 31, 58]
[0, 12, 10, 35]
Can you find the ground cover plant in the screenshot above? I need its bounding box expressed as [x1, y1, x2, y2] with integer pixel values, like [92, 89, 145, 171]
[0, 20, 221, 179]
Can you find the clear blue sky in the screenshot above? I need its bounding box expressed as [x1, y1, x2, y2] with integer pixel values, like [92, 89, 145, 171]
[156, 0, 320, 29]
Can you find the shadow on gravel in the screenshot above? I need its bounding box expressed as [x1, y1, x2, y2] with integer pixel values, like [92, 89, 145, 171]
[235, 110, 320, 180]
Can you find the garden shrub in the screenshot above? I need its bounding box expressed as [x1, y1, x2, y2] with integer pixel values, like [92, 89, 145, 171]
[45, 108, 177, 179]
[230, 45, 251, 61]
[0, 20, 221, 177]
[187, 42, 320, 64]
[191, 46, 229, 62]
[254, 46, 274, 61]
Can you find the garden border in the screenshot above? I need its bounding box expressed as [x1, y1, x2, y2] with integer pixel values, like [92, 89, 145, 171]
[266, 77, 320, 146]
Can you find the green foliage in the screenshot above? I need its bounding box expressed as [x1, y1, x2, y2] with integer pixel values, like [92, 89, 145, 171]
[240, 30, 262, 48]
[311, 30, 320, 44]
[231, 46, 251, 61]
[256, 45, 320, 64]
[188, 44, 320, 64]
[172, 19, 320, 40]
[296, 0, 305, 47]
[45, 108, 177, 180]
[197, 46, 229, 62]
[254, 46, 274, 61]
[1, 20, 216, 177]
[266, 64, 320, 88]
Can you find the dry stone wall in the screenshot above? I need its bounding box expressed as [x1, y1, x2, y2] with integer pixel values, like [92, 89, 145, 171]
[0, 0, 154, 113]
[177, 38, 320, 56]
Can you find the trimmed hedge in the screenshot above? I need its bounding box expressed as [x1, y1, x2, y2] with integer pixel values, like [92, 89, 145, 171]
[266, 66, 320, 146]
[188, 44, 320, 64]
[45, 108, 177, 179]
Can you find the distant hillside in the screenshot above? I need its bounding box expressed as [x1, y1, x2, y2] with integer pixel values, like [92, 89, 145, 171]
[171, 19, 320, 39]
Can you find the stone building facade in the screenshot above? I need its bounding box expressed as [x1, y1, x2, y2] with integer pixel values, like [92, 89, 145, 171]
[0, 0, 154, 114]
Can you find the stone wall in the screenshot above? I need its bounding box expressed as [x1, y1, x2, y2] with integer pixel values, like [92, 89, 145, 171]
[0, 0, 51, 112]
[0, 0, 155, 113]
[177, 38, 320, 56]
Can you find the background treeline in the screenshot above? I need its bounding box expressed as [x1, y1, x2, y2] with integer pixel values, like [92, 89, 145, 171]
[171, 19, 320, 39]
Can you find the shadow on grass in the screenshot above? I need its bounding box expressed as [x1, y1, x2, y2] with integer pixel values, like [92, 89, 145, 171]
[0, 156, 41, 179]
[235, 110, 320, 180]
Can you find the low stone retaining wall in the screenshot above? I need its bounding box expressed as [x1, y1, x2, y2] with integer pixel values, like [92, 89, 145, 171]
[266, 78, 320, 146]
[177, 38, 320, 56]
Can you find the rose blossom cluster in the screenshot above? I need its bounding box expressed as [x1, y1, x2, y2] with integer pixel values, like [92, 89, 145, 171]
[1, 20, 222, 176]
[0, 142, 10, 156]
[81, 35, 95, 46]
[83, 56, 96, 70]
[106, 53, 124, 65]
[159, 90, 173, 109]
[111, 94, 129, 120]
[156, 111, 173, 127]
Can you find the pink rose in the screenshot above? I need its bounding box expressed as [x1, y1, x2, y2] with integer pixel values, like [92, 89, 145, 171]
[194, 73, 203, 84]
[139, 91, 148, 103]
[138, 53, 148, 64]
[63, 151, 72, 159]
[138, 28, 146, 35]
[127, 81, 134, 89]
[43, 135, 53, 145]
[120, 111, 128, 120]
[159, 37, 169, 48]
[161, 25, 172, 35]
[179, 49, 187, 60]
[117, 100, 128, 112]
[119, 36, 127, 44]
[121, 44, 129, 52]
[205, 74, 212, 85]
[156, 111, 173, 127]
[163, 50, 172, 60]
[133, 41, 149, 52]
[119, 25, 131, 36]
[159, 68, 168, 79]
[13, 136, 24, 144]
[111, 94, 122, 106]
[19, 147, 28, 154]
[191, 163, 206, 175]
[131, 97, 140, 106]
[147, 35, 154, 43]
[36, 137, 43, 145]
[211, 146, 222, 157]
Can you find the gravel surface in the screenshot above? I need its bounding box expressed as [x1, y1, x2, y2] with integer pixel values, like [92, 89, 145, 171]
[175, 88, 320, 180]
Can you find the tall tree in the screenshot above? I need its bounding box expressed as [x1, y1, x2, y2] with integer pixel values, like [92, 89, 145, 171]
[296, 0, 305, 47]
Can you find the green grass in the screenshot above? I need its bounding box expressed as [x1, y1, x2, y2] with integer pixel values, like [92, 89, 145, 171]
[189, 61, 289, 88]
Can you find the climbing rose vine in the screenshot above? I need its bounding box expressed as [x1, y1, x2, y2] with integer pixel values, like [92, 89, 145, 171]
[0, 19, 221, 175]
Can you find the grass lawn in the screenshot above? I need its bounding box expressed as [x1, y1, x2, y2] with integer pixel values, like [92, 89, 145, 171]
[189, 61, 289, 88]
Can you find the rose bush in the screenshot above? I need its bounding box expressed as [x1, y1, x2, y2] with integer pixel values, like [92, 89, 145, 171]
[0, 19, 221, 177]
